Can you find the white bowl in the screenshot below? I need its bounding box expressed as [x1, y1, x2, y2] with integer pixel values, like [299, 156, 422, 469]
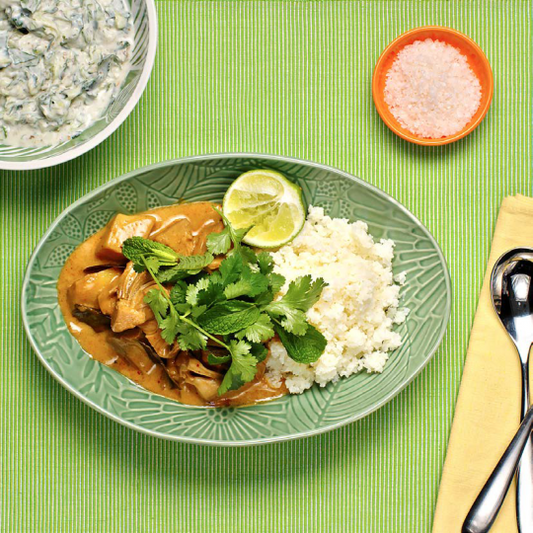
[0, 0, 158, 171]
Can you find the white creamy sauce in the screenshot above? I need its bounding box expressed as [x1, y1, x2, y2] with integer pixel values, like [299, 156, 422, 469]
[0, 0, 134, 148]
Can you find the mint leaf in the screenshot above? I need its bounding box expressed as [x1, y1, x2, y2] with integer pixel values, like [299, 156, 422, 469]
[157, 268, 196, 283]
[177, 252, 214, 271]
[157, 252, 214, 283]
[123, 237, 179, 273]
[218, 340, 258, 394]
[197, 301, 260, 335]
[275, 324, 327, 364]
[236, 313, 275, 343]
[143, 256, 161, 274]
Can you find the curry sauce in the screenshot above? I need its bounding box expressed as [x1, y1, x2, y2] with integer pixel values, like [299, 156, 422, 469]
[58, 202, 287, 407]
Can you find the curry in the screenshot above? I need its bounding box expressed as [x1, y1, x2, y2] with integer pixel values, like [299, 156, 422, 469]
[58, 201, 288, 407]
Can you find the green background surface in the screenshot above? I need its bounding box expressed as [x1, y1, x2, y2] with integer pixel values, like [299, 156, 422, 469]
[1, 1, 531, 531]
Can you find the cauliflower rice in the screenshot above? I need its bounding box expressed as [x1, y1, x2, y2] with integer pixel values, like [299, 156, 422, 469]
[266, 206, 408, 394]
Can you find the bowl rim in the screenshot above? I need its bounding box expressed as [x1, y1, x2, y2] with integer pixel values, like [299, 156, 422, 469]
[21, 152, 452, 446]
[372, 25, 494, 146]
[0, 0, 158, 171]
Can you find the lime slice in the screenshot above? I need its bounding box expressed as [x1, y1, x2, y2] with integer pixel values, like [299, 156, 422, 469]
[223, 170, 306, 248]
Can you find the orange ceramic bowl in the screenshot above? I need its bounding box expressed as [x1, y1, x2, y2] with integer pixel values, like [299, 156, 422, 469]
[372, 26, 493, 146]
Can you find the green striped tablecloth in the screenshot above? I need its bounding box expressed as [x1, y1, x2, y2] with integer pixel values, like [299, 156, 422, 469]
[1, 1, 531, 531]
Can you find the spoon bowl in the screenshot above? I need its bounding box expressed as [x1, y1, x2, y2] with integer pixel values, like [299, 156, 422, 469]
[491, 248, 533, 354]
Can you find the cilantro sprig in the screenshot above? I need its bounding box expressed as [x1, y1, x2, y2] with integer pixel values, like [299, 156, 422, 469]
[121, 210, 328, 396]
[206, 206, 251, 256]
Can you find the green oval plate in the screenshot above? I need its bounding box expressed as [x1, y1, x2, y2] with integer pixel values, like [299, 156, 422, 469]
[22, 154, 451, 446]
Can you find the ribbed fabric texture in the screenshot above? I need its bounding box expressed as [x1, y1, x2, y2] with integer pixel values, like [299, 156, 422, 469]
[1, 1, 531, 531]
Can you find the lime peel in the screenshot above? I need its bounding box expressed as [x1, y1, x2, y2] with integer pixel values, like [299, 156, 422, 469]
[222, 170, 306, 249]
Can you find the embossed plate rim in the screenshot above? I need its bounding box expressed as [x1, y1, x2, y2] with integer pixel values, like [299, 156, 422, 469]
[21, 152, 452, 446]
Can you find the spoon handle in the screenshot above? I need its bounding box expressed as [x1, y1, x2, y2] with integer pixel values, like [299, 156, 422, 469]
[462, 405, 533, 533]
[516, 360, 533, 533]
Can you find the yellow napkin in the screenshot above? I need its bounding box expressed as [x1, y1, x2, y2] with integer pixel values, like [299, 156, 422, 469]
[433, 194, 533, 533]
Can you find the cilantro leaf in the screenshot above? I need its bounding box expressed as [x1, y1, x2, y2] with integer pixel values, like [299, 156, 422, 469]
[278, 275, 327, 312]
[224, 267, 269, 299]
[197, 301, 260, 335]
[169, 280, 193, 315]
[231, 225, 252, 246]
[236, 246, 257, 264]
[144, 289, 180, 344]
[250, 342, 268, 363]
[256, 252, 274, 274]
[191, 305, 207, 318]
[122, 237, 179, 273]
[267, 305, 308, 335]
[217, 252, 244, 287]
[253, 289, 274, 306]
[264, 275, 326, 334]
[206, 230, 232, 256]
[232, 340, 253, 356]
[159, 307, 181, 344]
[223, 280, 250, 300]
[144, 288, 169, 318]
[255, 252, 286, 293]
[218, 340, 258, 394]
[275, 324, 327, 364]
[267, 272, 286, 294]
[186, 277, 211, 306]
[196, 281, 226, 307]
[236, 313, 275, 343]
[207, 352, 231, 365]
[175, 322, 207, 351]
[206, 206, 252, 256]
[169, 281, 187, 306]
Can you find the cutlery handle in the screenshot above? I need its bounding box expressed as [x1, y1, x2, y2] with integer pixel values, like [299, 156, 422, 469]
[462, 405, 533, 533]
[516, 437, 533, 533]
[517, 360, 533, 533]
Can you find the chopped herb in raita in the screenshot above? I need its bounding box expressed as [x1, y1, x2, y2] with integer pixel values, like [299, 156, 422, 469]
[0, 0, 134, 148]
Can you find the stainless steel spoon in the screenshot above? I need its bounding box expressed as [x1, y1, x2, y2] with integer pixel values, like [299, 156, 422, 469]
[462, 248, 533, 533]
[462, 405, 533, 533]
